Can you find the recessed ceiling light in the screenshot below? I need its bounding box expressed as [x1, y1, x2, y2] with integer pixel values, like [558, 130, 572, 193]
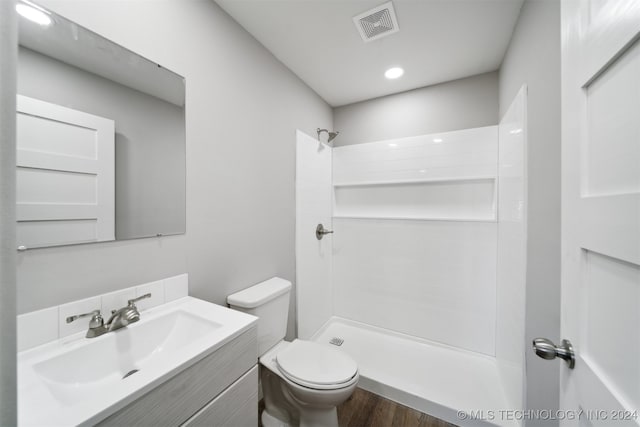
[16, 1, 51, 26]
[388, 143, 398, 147]
[433, 138, 443, 143]
[384, 67, 404, 79]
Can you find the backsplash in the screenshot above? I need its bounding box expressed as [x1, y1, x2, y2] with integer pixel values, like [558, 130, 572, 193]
[17, 273, 188, 352]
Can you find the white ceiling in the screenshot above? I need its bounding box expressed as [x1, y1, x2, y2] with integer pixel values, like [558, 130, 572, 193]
[215, 0, 524, 107]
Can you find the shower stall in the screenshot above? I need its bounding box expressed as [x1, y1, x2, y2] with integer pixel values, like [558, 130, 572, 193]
[295, 87, 527, 427]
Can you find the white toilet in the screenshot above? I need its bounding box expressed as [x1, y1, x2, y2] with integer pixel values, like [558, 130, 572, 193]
[227, 277, 359, 427]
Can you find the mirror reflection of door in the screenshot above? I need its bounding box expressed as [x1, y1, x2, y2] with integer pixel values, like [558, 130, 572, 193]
[16, 4, 186, 249]
[16, 95, 115, 248]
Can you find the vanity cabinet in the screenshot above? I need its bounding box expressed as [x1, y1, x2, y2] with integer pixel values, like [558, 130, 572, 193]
[97, 326, 258, 427]
[183, 366, 258, 426]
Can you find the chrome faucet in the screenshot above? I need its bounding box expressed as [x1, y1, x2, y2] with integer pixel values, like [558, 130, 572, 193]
[66, 309, 106, 338]
[107, 293, 151, 331]
[66, 293, 151, 338]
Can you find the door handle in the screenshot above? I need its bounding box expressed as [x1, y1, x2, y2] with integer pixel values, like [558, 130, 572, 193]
[533, 338, 575, 369]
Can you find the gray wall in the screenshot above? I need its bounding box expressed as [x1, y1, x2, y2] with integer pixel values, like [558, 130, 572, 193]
[0, 0, 17, 424]
[499, 0, 561, 422]
[18, 0, 333, 340]
[17, 47, 186, 241]
[333, 71, 499, 146]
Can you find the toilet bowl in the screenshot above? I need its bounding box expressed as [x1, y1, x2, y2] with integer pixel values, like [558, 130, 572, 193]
[260, 340, 359, 427]
[227, 278, 359, 427]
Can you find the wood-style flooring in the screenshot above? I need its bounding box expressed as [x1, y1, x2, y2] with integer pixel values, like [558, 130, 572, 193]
[259, 387, 458, 427]
[337, 388, 458, 427]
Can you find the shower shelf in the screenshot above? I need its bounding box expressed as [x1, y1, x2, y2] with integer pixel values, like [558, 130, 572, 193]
[332, 215, 497, 222]
[332, 176, 497, 222]
[332, 175, 496, 188]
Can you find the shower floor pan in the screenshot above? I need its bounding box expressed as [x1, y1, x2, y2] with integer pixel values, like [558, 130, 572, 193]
[313, 317, 517, 427]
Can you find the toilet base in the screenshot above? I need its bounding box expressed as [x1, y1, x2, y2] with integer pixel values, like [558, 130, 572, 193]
[262, 408, 292, 427]
[298, 407, 339, 427]
[261, 406, 339, 427]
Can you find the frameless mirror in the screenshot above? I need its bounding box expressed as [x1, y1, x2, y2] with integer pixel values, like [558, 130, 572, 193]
[15, 1, 186, 249]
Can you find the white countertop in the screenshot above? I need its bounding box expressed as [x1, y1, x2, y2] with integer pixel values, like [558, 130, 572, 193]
[18, 297, 257, 427]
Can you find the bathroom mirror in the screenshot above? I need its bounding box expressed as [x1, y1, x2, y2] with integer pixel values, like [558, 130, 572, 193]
[15, 1, 186, 249]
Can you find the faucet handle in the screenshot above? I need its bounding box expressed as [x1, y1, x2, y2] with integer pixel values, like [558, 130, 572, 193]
[66, 310, 103, 328]
[127, 293, 151, 308]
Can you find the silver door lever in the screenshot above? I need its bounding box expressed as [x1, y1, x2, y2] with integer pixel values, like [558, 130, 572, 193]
[533, 338, 575, 369]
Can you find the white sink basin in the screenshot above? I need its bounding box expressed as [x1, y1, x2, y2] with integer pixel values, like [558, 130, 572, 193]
[18, 297, 257, 426]
[33, 311, 220, 406]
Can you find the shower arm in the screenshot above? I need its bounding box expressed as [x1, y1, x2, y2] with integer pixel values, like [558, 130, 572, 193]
[317, 128, 339, 144]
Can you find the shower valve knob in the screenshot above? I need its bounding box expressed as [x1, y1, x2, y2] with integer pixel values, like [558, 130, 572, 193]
[316, 224, 333, 240]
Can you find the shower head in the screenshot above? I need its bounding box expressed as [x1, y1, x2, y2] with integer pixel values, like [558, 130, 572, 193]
[317, 128, 339, 144]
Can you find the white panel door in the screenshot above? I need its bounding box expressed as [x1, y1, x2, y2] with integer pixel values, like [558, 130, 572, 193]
[295, 130, 333, 339]
[561, 1, 640, 425]
[16, 95, 115, 248]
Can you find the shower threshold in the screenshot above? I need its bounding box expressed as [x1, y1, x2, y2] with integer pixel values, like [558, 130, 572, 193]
[312, 317, 517, 427]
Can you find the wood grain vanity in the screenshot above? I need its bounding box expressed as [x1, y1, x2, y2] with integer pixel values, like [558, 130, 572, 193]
[97, 327, 258, 427]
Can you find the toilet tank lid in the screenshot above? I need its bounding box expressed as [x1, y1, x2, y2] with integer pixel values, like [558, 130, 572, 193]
[227, 277, 292, 308]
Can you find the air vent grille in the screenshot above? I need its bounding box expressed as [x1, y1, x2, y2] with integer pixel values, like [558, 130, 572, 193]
[353, 2, 399, 43]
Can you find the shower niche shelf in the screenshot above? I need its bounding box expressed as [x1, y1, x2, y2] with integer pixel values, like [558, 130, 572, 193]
[332, 176, 496, 222]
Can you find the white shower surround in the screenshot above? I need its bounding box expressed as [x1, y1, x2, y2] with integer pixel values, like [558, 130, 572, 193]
[332, 126, 498, 355]
[295, 124, 525, 426]
[496, 86, 527, 413]
[295, 130, 333, 339]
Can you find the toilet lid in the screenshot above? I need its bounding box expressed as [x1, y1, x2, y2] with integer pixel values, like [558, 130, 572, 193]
[276, 340, 358, 387]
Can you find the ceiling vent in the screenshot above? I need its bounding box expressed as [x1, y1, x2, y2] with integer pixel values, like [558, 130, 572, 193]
[353, 1, 399, 43]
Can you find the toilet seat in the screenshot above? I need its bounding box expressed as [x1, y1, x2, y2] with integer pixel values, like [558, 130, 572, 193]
[275, 340, 358, 390]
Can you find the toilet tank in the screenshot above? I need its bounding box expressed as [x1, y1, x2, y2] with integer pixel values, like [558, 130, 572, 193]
[227, 277, 291, 356]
